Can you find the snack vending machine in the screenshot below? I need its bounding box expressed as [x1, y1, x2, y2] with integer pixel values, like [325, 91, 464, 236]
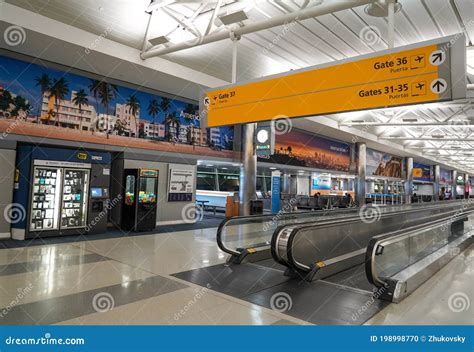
[122, 169, 158, 232]
[30, 162, 90, 233]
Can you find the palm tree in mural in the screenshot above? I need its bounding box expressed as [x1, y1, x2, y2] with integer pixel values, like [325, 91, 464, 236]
[49, 77, 69, 126]
[89, 80, 118, 135]
[34, 74, 51, 123]
[182, 103, 197, 145]
[165, 111, 180, 143]
[72, 89, 89, 131]
[147, 99, 160, 140]
[0, 89, 13, 117]
[88, 79, 101, 132]
[11, 96, 32, 120]
[160, 97, 174, 140]
[126, 94, 140, 138]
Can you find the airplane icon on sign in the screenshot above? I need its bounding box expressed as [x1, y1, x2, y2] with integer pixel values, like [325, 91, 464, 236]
[416, 82, 425, 90]
[414, 55, 424, 64]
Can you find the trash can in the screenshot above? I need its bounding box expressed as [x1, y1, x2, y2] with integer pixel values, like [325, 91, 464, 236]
[250, 200, 264, 215]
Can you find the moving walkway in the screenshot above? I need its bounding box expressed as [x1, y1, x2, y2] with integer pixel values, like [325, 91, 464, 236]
[217, 206, 359, 264]
[272, 200, 474, 282]
[177, 200, 473, 324]
[366, 210, 473, 302]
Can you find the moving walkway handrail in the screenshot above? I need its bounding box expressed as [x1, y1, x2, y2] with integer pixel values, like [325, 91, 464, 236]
[365, 212, 473, 287]
[216, 206, 358, 257]
[272, 200, 474, 274]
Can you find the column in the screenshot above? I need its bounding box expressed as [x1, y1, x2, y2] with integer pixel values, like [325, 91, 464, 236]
[383, 180, 389, 194]
[464, 174, 469, 199]
[282, 173, 291, 194]
[433, 165, 440, 201]
[405, 157, 413, 204]
[452, 170, 457, 199]
[355, 142, 366, 206]
[239, 123, 257, 215]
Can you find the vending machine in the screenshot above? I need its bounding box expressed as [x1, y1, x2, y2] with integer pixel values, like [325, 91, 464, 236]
[29, 162, 90, 233]
[122, 169, 159, 232]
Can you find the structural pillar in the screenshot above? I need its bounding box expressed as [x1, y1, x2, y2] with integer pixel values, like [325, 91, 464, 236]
[433, 165, 440, 201]
[355, 142, 366, 206]
[383, 180, 389, 194]
[405, 157, 414, 204]
[282, 173, 291, 194]
[464, 174, 470, 198]
[452, 170, 458, 199]
[239, 123, 257, 215]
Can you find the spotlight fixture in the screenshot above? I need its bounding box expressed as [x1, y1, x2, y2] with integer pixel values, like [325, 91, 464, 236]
[148, 36, 169, 46]
[218, 10, 248, 26]
[365, 0, 402, 17]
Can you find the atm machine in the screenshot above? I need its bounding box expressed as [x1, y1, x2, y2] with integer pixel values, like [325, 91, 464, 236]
[122, 169, 159, 232]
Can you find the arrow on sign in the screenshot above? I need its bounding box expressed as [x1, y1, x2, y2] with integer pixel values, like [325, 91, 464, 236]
[432, 52, 443, 63]
[430, 78, 447, 94]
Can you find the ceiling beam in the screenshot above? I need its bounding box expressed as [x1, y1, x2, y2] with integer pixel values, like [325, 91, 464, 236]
[141, 0, 376, 58]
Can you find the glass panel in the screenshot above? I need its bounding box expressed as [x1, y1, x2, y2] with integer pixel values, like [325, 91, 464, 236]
[218, 174, 239, 192]
[374, 213, 474, 280]
[197, 172, 216, 191]
[138, 177, 157, 203]
[125, 175, 135, 205]
[60, 169, 89, 229]
[30, 167, 62, 231]
[219, 207, 361, 253]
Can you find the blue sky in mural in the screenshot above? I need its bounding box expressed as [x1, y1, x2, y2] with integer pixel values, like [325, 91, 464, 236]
[0, 55, 233, 137]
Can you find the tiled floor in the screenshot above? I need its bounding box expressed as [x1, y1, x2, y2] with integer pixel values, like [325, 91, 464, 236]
[0, 226, 472, 325]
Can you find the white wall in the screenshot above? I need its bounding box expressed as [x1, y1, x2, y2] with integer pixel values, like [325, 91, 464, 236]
[296, 176, 310, 195]
[0, 149, 16, 238]
[414, 184, 434, 196]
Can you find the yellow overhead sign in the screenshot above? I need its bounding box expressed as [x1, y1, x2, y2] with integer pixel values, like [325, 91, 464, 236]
[202, 36, 465, 127]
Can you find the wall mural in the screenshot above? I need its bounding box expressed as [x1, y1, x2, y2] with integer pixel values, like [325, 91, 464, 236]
[413, 162, 432, 182]
[366, 149, 403, 178]
[440, 168, 452, 184]
[258, 129, 351, 172]
[0, 55, 234, 153]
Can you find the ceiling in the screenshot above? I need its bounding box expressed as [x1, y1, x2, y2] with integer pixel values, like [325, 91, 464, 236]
[4, 0, 474, 173]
